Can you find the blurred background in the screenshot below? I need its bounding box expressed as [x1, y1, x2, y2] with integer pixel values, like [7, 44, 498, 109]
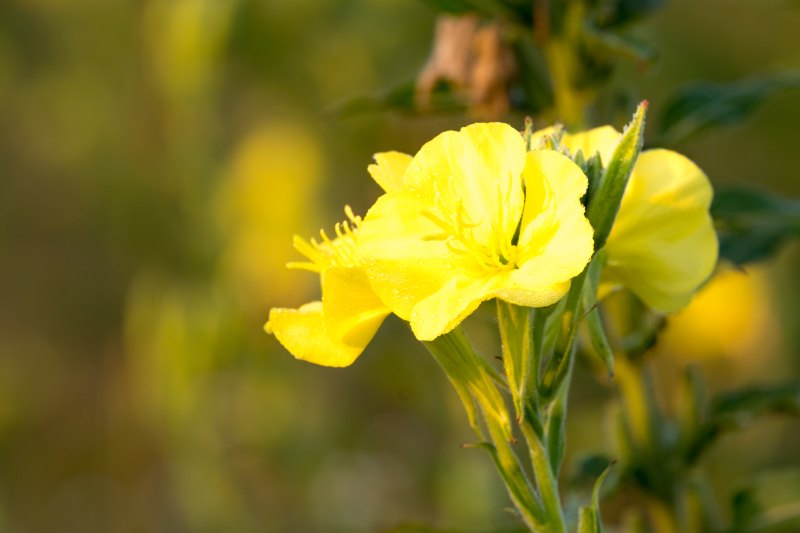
[0, 0, 798, 531]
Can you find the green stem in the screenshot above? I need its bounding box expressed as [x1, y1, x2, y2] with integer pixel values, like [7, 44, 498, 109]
[424, 329, 546, 530]
[522, 407, 567, 533]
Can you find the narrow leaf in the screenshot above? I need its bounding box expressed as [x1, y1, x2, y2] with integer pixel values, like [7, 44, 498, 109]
[330, 81, 466, 117]
[712, 186, 800, 265]
[657, 72, 800, 146]
[688, 382, 800, 463]
[577, 462, 615, 533]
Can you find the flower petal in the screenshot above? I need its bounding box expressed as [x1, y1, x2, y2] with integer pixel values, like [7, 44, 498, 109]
[604, 149, 718, 312]
[495, 269, 571, 307]
[322, 266, 390, 347]
[265, 302, 365, 367]
[368, 151, 412, 193]
[517, 150, 594, 285]
[401, 122, 526, 246]
[410, 274, 504, 341]
[561, 126, 622, 165]
[358, 190, 456, 320]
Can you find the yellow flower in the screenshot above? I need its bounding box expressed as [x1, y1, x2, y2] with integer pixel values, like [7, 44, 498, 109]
[557, 127, 718, 312]
[265, 206, 391, 367]
[358, 122, 594, 341]
[658, 267, 777, 360]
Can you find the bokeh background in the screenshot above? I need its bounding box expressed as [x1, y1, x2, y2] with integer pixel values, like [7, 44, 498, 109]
[0, 0, 799, 531]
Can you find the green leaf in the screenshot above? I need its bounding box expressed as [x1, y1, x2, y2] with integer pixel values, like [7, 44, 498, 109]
[423, 328, 514, 442]
[731, 467, 800, 532]
[594, 0, 665, 28]
[712, 186, 800, 265]
[688, 382, 800, 463]
[656, 72, 800, 146]
[329, 81, 466, 117]
[587, 101, 648, 251]
[508, 31, 554, 113]
[577, 461, 615, 533]
[570, 453, 616, 487]
[582, 26, 657, 66]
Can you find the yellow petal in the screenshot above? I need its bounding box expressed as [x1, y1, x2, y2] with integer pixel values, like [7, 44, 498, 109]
[604, 149, 718, 313]
[495, 268, 571, 307]
[322, 266, 390, 347]
[517, 150, 594, 284]
[401, 122, 526, 247]
[265, 302, 365, 367]
[358, 190, 456, 320]
[367, 151, 413, 193]
[561, 126, 622, 165]
[410, 275, 504, 341]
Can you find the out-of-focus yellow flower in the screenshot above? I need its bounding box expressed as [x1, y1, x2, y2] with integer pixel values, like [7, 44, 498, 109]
[266, 207, 391, 367]
[557, 127, 718, 313]
[358, 123, 594, 341]
[658, 267, 776, 360]
[216, 123, 322, 307]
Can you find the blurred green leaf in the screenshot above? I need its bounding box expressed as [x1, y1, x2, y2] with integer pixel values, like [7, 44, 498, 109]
[656, 72, 800, 146]
[582, 26, 657, 66]
[570, 454, 615, 487]
[577, 461, 614, 533]
[688, 382, 800, 463]
[731, 467, 800, 533]
[330, 80, 466, 117]
[508, 31, 554, 112]
[711, 186, 800, 265]
[594, 0, 665, 28]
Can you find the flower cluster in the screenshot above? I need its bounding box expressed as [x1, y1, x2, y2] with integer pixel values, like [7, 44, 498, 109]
[266, 120, 718, 367]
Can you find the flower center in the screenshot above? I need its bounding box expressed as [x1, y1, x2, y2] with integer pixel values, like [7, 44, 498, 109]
[421, 177, 520, 272]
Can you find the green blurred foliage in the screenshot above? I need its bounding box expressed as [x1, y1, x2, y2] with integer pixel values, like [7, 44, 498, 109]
[0, 0, 798, 532]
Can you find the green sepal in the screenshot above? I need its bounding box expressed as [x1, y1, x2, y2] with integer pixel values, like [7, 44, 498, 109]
[423, 328, 514, 443]
[497, 300, 534, 419]
[586, 101, 648, 251]
[581, 250, 614, 378]
[585, 309, 614, 378]
[574, 151, 604, 210]
[541, 250, 606, 399]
